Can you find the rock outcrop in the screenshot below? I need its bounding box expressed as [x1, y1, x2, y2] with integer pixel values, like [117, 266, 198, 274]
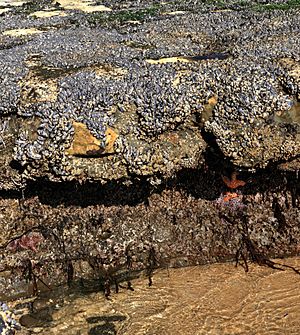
[0, 0, 299, 300]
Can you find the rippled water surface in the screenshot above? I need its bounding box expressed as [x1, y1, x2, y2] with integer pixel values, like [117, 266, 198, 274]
[12, 257, 300, 334]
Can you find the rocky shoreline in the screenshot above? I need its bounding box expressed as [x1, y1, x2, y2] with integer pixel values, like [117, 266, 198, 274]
[0, 0, 299, 315]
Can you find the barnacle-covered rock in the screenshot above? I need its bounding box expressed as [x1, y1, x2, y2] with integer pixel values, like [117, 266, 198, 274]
[0, 4, 299, 179]
[0, 1, 300, 309]
[120, 127, 205, 177]
[204, 60, 300, 168]
[0, 302, 20, 335]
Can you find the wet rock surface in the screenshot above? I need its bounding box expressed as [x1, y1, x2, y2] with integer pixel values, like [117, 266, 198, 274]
[0, 169, 299, 302]
[0, 1, 300, 333]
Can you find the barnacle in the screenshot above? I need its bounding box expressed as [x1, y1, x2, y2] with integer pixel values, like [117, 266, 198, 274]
[0, 302, 20, 335]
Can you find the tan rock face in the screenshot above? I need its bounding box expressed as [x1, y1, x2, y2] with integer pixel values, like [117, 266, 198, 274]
[66, 122, 102, 156]
[0, 0, 26, 7]
[66, 122, 118, 157]
[94, 65, 128, 78]
[163, 10, 186, 16]
[279, 58, 300, 76]
[2, 28, 43, 37]
[202, 96, 218, 122]
[274, 100, 300, 124]
[0, 8, 10, 14]
[29, 10, 68, 18]
[20, 56, 58, 105]
[105, 127, 118, 153]
[56, 0, 112, 13]
[276, 58, 300, 124]
[146, 57, 191, 65]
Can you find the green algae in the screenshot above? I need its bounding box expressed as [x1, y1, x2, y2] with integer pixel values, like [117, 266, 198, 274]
[253, 0, 300, 11]
[86, 5, 161, 26]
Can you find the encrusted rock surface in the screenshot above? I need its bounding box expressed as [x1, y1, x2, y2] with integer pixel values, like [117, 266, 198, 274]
[0, 2, 299, 185]
[0, 302, 20, 335]
[0, 0, 299, 310]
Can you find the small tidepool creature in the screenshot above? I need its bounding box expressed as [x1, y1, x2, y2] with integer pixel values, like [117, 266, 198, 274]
[215, 191, 246, 212]
[216, 171, 246, 212]
[222, 192, 240, 202]
[222, 171, 246, 189]
[7, 232, 43, 253]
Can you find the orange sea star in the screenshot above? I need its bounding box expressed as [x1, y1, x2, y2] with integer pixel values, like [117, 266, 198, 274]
[222, 171, 246, 189]
[223, 192, 240, 202]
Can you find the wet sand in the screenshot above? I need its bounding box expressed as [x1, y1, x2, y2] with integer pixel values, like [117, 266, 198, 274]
[18, 257, 300, 335]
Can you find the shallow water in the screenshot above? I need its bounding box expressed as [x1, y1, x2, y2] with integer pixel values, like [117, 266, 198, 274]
[12, 257, 300, 335]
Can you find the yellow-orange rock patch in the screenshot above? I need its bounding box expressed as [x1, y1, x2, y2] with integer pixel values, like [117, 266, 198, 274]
[67, 122, 118, 156]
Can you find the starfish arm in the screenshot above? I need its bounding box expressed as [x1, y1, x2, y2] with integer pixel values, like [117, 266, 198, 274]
[222, 175, 231, 187]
